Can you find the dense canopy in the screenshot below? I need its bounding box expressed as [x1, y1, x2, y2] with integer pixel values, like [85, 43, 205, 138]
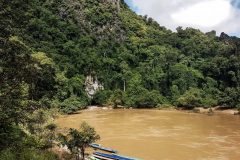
[1, 0, 240, 111]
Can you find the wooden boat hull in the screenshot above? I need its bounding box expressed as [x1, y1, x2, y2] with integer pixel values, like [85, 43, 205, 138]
[88, 155, 102, 160]
[93, 152, 137, 160]
[92, 154, 115, 160]
[90, 143, 118, 153]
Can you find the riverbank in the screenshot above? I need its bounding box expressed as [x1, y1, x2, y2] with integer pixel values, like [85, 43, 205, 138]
[86, 105, 240, 116]
[192, 107, 239, 115]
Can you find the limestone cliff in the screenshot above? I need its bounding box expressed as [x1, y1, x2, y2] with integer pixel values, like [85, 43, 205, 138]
[85, 75, 104, 98]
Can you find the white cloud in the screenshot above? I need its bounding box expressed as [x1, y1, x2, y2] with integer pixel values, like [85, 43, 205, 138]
[171, 0, 231, 27]
[130, 0, 240, 36]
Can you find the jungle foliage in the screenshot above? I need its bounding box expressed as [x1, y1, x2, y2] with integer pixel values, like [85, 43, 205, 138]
[2, 0, 240, 111]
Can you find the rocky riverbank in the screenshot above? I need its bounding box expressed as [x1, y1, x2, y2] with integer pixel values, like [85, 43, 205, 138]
[191, 107, 239, 115]
[86, 105, 240, 116]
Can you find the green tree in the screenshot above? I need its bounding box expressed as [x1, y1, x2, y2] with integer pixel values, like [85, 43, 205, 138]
[59, 122, 100, 160]
[0, 36, 57, 153]
[177, 88, 203, 109]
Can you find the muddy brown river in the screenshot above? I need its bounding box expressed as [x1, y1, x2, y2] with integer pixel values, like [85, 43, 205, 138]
[56, 109, 240, 160]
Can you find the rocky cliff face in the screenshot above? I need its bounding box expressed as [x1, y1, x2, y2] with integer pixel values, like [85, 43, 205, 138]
[85, 75, 104, 98]
[101, 0, 120, 11]
[61, 0, 125, 42]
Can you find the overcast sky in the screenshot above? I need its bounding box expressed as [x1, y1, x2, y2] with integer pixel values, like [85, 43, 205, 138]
[125, 0, 240, 37]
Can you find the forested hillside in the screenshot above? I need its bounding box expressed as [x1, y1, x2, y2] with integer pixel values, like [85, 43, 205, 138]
[2, 0, 240, 112]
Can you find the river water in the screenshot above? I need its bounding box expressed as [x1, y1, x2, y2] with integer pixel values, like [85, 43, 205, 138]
[56, 109, 240, 160]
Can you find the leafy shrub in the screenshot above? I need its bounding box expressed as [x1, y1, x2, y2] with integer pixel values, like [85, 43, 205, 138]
[134, 90, 167, 108]
[177, 88, 203, 109]
[108, 89, 124, 108]
[218, 87, 240, 108]
[0, 148, 58, 160]
[124, 88, 167, 108]
[92, 90, 112, 105]
[201, 97, 218, 108]
[59, 122, 100, 160]
[0, 125, 26, 150]
[157, 103, 175, 109]
[60, 96, 89, 114]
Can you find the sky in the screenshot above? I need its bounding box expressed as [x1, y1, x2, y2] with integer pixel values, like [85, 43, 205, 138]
[124, 0, 240, 37]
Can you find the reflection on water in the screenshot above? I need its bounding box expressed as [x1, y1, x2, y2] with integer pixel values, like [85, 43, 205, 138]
[56, 109, 240, 160]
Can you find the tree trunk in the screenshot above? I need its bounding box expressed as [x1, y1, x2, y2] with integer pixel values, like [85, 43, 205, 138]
[81, 148, 85, 160]
[76, 154, 79, 160]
